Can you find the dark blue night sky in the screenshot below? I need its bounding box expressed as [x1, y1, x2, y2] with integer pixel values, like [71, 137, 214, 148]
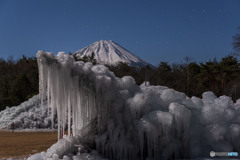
[0, 0, 239, 66]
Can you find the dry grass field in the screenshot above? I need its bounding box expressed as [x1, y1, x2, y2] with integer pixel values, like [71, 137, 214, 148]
[0, 131, 57, 159]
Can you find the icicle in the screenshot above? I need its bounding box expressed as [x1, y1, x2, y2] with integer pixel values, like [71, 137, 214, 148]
[47, 68, 50, 117]
[68, 87, 71, 136]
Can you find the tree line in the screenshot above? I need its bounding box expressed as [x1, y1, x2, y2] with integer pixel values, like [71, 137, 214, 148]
[0, 56, 38, 111]
[107, 55, 240, 101]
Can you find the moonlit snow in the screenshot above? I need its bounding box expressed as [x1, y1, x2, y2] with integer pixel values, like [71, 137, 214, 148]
[74, 40, 152, 67]
[29, 50, 240, 160]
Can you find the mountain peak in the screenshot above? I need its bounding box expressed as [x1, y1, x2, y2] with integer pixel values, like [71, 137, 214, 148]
[74, 40, 153, 67]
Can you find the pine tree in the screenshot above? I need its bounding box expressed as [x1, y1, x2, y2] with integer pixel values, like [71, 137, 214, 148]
[233, 27, 240, 52]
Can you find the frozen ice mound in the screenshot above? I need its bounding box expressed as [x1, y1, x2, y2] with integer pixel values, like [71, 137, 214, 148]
[30, 51, 240, 159]
[0, 95, 56, 130]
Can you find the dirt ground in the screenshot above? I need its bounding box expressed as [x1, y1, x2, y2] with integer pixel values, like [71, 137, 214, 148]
[0, 131, 57, 159]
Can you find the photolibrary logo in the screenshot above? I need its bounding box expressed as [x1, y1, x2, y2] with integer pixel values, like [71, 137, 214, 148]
[210, 151, 215, 157]
[210, 151, 238, 157]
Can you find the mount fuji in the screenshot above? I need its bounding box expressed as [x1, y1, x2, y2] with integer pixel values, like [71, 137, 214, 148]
[74, 40, 154, 67]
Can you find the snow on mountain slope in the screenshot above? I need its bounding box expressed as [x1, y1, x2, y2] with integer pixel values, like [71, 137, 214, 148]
[74, 40, 154, 67]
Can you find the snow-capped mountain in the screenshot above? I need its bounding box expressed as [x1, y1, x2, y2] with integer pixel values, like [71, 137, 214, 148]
[74, 40, 154, 67]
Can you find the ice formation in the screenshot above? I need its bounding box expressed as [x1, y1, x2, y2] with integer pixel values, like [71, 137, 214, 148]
[35, 51, 240, 160]
[0, 95, 56, 130]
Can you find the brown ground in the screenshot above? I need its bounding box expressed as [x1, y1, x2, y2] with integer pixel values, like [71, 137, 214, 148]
[0, 131, 57, 159]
